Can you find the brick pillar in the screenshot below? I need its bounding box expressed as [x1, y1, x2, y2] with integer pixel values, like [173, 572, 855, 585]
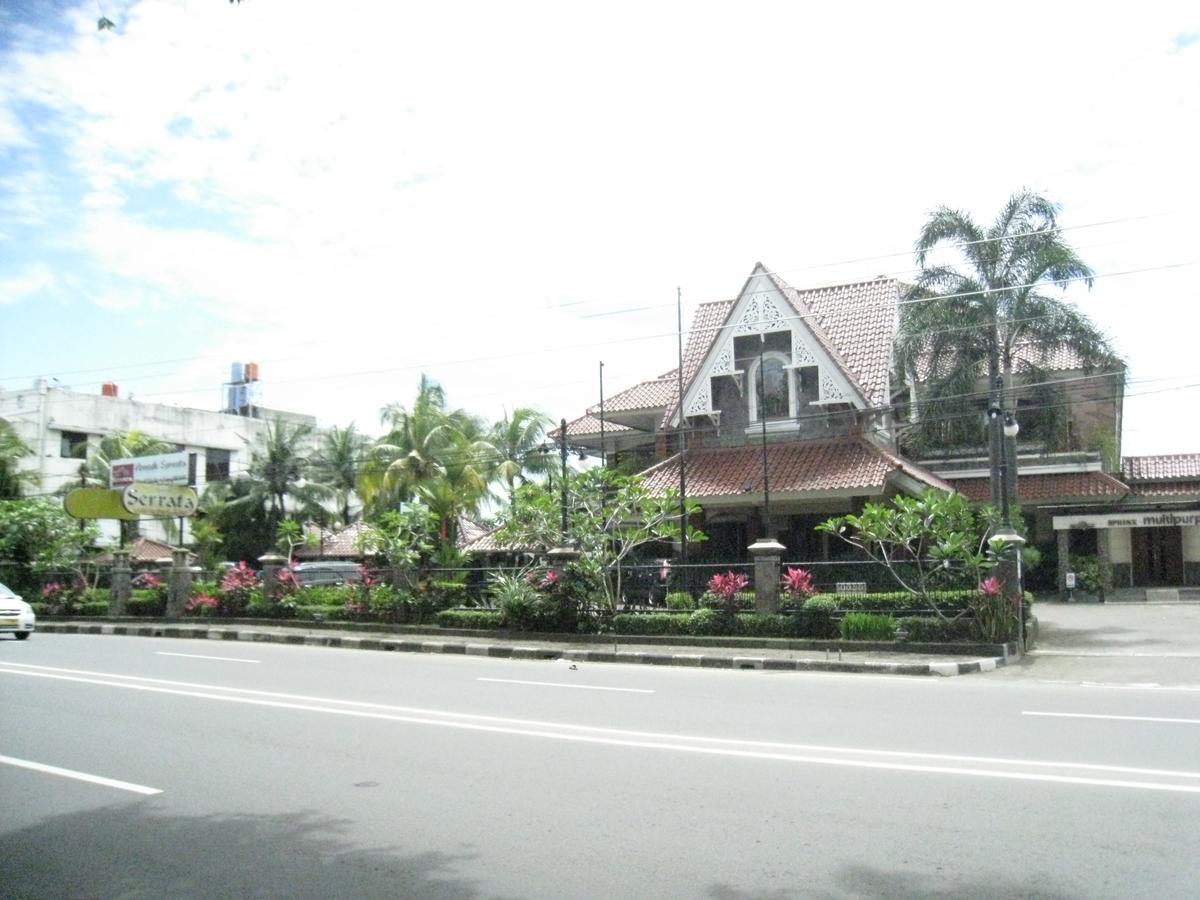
[165, 549, 192, 618]
[1057, 529, 1070, 601]
[110, 549, 131, 616]
[258, 553, 287, 597]
[748, 537, 785, 613]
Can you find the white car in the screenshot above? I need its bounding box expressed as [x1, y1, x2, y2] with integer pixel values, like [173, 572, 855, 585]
[0, 582, 35, 640]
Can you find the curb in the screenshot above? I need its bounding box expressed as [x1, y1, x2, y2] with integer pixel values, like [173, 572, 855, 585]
[33, 623, 1010, 677]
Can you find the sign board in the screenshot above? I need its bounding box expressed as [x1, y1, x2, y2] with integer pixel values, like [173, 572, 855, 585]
[64, 487, 140, 521]
[121, 483, 198, 518]
[110, 452, 190, 488]
[1052, 510, 1200, 531]
[1066, 572, 1077, 589]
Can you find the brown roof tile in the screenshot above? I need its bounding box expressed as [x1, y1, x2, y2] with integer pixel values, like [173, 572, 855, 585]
[1126, 480, 1200, 498]
[946, 471, 1129, 503]
[293, 521, 370, 559]
[555, 414, 635, 439]
[589, 373, 678, 414]
[640, 438, 948, 499]
[1122, 454, 1200, 481]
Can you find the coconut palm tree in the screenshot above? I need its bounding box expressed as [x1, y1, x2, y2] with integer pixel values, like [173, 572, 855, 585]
[307, 424, 368, 526]
[895, 190, 1122, 464]
[485, 407, 554, 499]
[236, 418, 329, 530]
[73, 430, 178, 543]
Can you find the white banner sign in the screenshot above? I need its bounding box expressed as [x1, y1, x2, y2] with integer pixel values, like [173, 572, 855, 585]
[1053, 510, 1200, 530]
[110, 452, 190, 487]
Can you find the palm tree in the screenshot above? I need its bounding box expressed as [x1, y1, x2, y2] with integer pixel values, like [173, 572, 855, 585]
[307, 424, 368, 526]
[237, 418, 328, 530]
[895, 190, 1122, 464]
[485, 407, 554, 499]
[0, 420, 37, 499]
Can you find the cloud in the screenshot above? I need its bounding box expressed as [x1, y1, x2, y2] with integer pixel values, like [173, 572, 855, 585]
[0, 263, 56, 303]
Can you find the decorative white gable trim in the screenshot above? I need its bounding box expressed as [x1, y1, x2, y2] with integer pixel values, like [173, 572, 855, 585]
[674, 267, 866, 426]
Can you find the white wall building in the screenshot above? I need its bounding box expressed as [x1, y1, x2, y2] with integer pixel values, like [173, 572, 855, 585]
[0, 379, 318, 546]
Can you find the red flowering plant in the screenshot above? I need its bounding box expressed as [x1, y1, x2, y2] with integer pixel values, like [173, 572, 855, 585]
[185, 594, 219, 617]
[219, 561, 259, 617]
[706, 570, 750, 625]
[132, 572, 162, 590]
[780, 567, 815, 604]
[970, 575, 1013, 643]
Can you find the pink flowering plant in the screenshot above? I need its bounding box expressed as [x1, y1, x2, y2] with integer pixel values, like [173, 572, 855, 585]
[780, 567, 816, 602]
[970, 575, 1014, 643]
[185, 594, 219, 616]
[219, 561, 259, 616]
[705, 570, 750, 625]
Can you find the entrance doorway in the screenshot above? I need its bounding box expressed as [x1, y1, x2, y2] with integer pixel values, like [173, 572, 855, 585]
[1131, 527, 1183, 586]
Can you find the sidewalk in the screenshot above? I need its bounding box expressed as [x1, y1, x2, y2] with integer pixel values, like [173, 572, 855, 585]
[33, 619, 1013, 677]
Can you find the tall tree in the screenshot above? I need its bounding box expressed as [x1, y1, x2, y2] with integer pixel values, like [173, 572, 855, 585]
[236, 418, 328, 530]
[360, 375, 484, 521]
[0, 420, 37, 499]
[308, 424, 368, 526]
[485, 407, 555, 499]
[895, 190, 1123, 456]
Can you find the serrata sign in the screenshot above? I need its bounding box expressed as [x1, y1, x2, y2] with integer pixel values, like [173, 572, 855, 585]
[121, 483, 199, 518]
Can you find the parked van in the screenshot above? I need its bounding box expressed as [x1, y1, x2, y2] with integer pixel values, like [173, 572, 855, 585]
[293, 561, 362, 586]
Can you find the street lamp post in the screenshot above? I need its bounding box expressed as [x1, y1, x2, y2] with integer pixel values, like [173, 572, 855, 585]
[988, 403, 1025, 653]
[548, 417, 580, 568]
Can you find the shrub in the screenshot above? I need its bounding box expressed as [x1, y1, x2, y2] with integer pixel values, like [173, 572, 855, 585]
[781, 567, 815, 602]
[699, 592, 755, 611]
[840, 612, 898, 641]
[735, 613, 790, 637]
[687, 607, 725, 636]
[78, 600, 110, 616]
[613, 613, 690, 636]
[898, 616, 973, 643]
[220, 562, 259, 616]
[436, 609, 503, 629]
[185, 594, 219, 616]
[127, 590, 166, 616]
[296, 585, 355, 607]
[665, 592, 695, 611]
[800, 595, 838, 638]
[368, 584, 409, 622]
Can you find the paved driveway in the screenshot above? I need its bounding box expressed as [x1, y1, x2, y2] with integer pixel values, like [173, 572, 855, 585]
[999, 601, 1200, 687]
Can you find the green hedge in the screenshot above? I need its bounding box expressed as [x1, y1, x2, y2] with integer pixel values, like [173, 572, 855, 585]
[436, 609, 503, 629]
[665, 592, 695, 611]
[809, 590, 975, 612]
[897, 616, 975, 643]
[840, 612, 897, 641]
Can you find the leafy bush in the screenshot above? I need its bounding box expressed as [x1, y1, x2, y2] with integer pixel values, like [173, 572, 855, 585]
[78, 600, 110, 616]
[699, 592, 755, 611]
[809, 590, 976, 613]
[898, 616, 973, 643]
[735, 613, 791, 637]
[368, 584, 409, 622]
[665, 592, 695, 611]
[613, 613, 691, 635]
[800, 595, 838, 638]
[185, 595, 219, 616]
[781, 566, 815, 601]
[436, 609, 503, 629]
[1068, 555, 1102, 593]
[687, 608, 726, 636]
[840, 612, 898, 641]
[127, 590, 166, 616]
[295, 585, 355, 607]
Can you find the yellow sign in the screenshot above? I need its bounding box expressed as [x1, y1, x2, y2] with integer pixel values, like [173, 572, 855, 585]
[121, 483, 199, 518]
[64, 487, 140, 521]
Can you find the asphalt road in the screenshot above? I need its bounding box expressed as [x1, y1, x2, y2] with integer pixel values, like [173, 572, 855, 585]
[4, 632, 1200, 899]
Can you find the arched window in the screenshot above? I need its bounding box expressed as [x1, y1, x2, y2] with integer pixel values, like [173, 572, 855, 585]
[749, 351, 793, 422]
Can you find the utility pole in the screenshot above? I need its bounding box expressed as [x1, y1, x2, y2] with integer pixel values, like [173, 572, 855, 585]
[676, 287, 688, 591]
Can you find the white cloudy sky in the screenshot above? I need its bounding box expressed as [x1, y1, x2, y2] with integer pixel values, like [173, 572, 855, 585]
[1, 0, 1197, 455]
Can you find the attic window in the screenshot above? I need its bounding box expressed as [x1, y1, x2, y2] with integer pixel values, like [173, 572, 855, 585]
[749, 351, 794, 422]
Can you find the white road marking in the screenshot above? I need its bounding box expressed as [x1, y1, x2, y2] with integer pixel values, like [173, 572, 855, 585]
[5, 661, 1200, 795]
[1032, 650, 1200, 659]
[1024, 711, 1200, 725]
[155, 651, 260, 664]
[0, 754, 161, 795]
[478, 677, 654, 693]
